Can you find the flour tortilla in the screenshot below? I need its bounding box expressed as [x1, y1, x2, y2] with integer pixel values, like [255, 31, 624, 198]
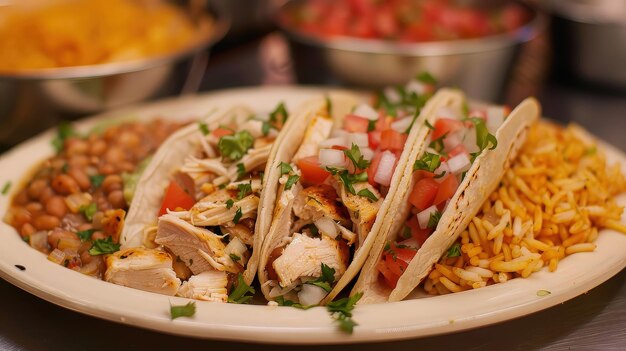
[257, 90, 455, 304]
[352, 94, 540, 303]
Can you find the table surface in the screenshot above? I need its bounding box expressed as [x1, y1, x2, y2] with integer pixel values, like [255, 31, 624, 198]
[1, 33, 625, 351]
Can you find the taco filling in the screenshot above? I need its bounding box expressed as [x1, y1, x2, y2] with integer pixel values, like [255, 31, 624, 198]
[377, 102, 509, 289]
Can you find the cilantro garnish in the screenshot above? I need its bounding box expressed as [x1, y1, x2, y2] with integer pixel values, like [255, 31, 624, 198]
[429, 134, 447, 154]
[88, 237, 120, 255]
[416, 72, 437, 85]
[401, 226, 412, 239]
[427, 210, 442, 229]
[463, 116, 498, 162]
[89, 174, 105, 188]
[198, 122, 210, 136]
[337, 170, 368, 195]
[343, 143, 370, 171]
[261, 121, 271, 136]
[229, 253, 241, 262]
[305, 263, 335, 293]
[424, 120, 435, 130]
[77, 229, 95, 242]
[79, 203, 97, 222]
[236, 182, 252, 200]
[367, 119, 376, 132]
[228, 274, 255, 304]
[278, 161, 293, 175]
[51, 121, 78, 153]
[218, 130, 254, 161]
[356, 188, 378, 202]
[269, 102, 288, 126]
[285, 175, 300, 190]
[445, 242, 461, 258]
[225, 199, 234, 209]
[413, 152, 442, 172]
[233, 207, 243, 224]
[1, 181, 11, 195]
[236, 163, 246, 180]
[170, 301, 196, 319]
[275, 296, 314, 310]
[325, 95, 332, 115]
[326, 292, 363, 334]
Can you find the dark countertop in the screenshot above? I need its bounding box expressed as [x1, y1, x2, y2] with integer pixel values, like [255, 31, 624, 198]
[1, 33, 625, 350]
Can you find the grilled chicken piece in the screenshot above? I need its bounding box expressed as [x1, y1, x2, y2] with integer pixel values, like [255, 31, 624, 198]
[293, 185, 351, 226]
[272, 233, 349, 288]
[104, 247, 181, 295]
[293, 115, 334, 161]
[337, 182, 382, 248]
[155, 214, 237, 274]
[221, 220, 254, 246]
[177, 270, 229, 302]
[189, 194, 259, 226]
[213, 144, 272, 185]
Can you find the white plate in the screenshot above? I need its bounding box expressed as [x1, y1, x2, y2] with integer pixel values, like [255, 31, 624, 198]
[0, 87, 625, 344]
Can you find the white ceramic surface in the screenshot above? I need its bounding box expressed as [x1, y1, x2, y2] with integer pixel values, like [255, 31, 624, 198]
[0, 87, 624, 344]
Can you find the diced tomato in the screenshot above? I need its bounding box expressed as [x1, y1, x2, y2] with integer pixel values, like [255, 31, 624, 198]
[297, 156, 331, 185]
[392, 243, 417, 263]
[375, 115, 394, 131]
[158, 181, 196, 216]
[385, 254, 408, 276]
[408, 177, 439, 211]
[407, 216, 431, 246]
[377, 259, 399, 289]
[368, 130, 381, 149]
[380, 129, 407, 151]
[448, 144, 469, 158]
[344, 114, 370, 133]
[432, 118, 464, 141]
[433, 174, 459, 206]
[367, 151, 382, 186]
[212, 127, 233, 138]
[414, 170, 435, 180]
[374, 6, 399, 38]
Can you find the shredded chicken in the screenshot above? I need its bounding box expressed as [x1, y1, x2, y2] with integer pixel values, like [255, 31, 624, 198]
[177, 270, 229, 302]
[293, 184, 351, 226]
[292, 115, 333, 162]
[221, 222, 254, 246]
[213, 144, 272, 185]
[189, 194, 259, 226]
[104, 247, 181, 295]
[337, 182, 382, 248]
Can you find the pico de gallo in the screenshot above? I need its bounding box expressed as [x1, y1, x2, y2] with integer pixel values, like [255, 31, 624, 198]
[281, 0, 531, 42]
[377, 100, 510, 289]
[264, 74, 436, 306]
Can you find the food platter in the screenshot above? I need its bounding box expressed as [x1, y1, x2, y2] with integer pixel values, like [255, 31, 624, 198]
[0, 87, 624, 344]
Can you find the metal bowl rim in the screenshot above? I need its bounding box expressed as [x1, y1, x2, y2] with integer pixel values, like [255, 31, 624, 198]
[0, 8, 230, 80]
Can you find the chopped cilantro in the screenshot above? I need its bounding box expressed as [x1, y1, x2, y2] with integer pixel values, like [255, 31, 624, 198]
[326, 292, 363, 334]
[463, 116, 498, 162]
[170, 301, 196, 320]
[229, 253, 241, 262]
[401, 226, 412, 239]
[275, 296, 314, 309]
[413, 152, 442, 173]
[356, 188, 378, 202]
[325, 95, 332, 115]
[278, 161, 293, 175]
[236, 182, 252, 200]
[198, 122, 210, 136]
[269, 102, 288, 126]
[424, 120, 435, 130]
[285, 175, 300, 190]
[88, 237, 120, 255]
[225, 199, 234, 209]
[79, 203, 97, 222]
[1, 181, 11, 195]
[427, 210, 442, 229]
[89, 174, 105, 188]
[367, 119, 376, 132]
[228, 274, 255, 304]
[305, 263, 336, 293]
[218, 130, 254, 161]
[429, 134, 447, 154]
[77, 229, 95, 242]
[233, 207, 243, 224]
[445, 242, 461, 258]
[337, 171, 368, 195]
[416, 72, 437, 85]
[343, 144, 370, 171]
[236, 163, 246, 180]
[261, 121, 272, 136]
[51, 121, 78, 153]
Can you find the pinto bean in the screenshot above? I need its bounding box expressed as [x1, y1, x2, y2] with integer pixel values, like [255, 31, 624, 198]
[47, 229, 78, 249]
[65, 138, 89, 156]
[25, 202, 43, 214]
[89, 139, 107, 156]
[34, 214, 60, 231]
[104, 147, 126, 165]
[20, 223, 36, 238]
[27, 179, 48, 200]
[38, 187, 56, 204]
[45, 196, 68, 218]
[102, 175, 123, 194]
[107, 190, 126, 209]
[68, 167, 91, 190]
[51, 174, 80, 195]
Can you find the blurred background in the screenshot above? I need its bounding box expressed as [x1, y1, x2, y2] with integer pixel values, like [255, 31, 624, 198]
[0, 0, 625, 150]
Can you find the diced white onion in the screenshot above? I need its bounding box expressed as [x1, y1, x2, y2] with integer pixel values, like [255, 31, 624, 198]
[361, 147, 374, 161]
[47, 248, 66, 265]
[443, 130, 463, 151]
[384, 87, 401, 103]
[398, 237, 420, 250]
[447, 153, 471, 175]
[417, 205, 439, 229]
[320, 136, 348, 149]
[373, 151, 396, 186]
[463, 129, 479, 154]
[347, 133, 369, 148]
[241, 119, 265, 138]
[298, 283, 328, 306]
[353, 104, 379, 121]
[405, 79, 427, 95]
[391, 117, 414, 133]
[225, 237, 249, 265]
[434, 162, 450, 181]
[436, 106, 460, 120]
[64, 192, 93, 214]
[315, 217, 338, 239]
[29, 231, 48, 253]
[486, 106, 505, 134]
[319, 149, 346, 168]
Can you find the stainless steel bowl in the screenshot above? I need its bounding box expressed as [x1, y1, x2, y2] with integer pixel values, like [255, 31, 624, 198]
[0, 2, 229, 146]
[276, 0, 543, 102]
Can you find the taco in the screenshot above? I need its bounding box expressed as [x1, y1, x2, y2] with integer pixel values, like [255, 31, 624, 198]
[351, 90, 540, 303]
[113, 101, 293, 300]
[257, 80, 459, 306]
